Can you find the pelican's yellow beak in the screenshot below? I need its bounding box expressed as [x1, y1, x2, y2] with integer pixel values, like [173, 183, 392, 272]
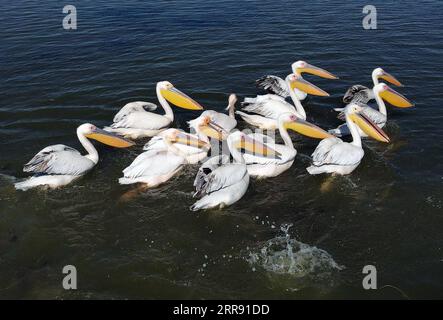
[379, 86, 414, 108]
[170, 132, 209, 149]
[86, 128, 135, 148]
[349, 113, 390, 143]
[160, 86, 204, 110]
[284, 119, 333, 139]
[199, 118, 228, 140]
[289, 77, 330, 97]
[379, 71, 402, 87]
[296, 63, 338, 80]
[235, 134, 281, 159]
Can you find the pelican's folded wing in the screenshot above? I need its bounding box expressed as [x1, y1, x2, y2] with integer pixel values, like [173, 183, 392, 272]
[23, 144, 94, 176]
[241, 94, 296, 119]
[201, 164, 247, 195]
[122, 150, 185, 179]
[113, 101, 157, 123]
[311, 138, 363, 167]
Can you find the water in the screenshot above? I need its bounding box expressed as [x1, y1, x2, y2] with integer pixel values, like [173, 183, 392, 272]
[1, 0, 443, 299]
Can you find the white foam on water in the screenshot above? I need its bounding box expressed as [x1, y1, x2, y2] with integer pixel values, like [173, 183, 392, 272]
[247, 224, 344, 289]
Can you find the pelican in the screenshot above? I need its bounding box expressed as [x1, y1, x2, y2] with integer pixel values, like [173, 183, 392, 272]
[190, 131, 280, 211]
[256, 61, 338, 100]
[329, 83, 414, 137]
[236, 74, 329, 129]
[142, 116, 225, 164]
[104, 81, 203, 139]
[119, 127, 216, 187]
[342, 67, 403, 104]
[243, 113, 333, 178]
[14, 124, 134, 191]
[189, 93, 238, 134]
[307, 104, 390, 175]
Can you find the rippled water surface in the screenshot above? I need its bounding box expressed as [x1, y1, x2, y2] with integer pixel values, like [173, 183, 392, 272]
[1, 0, 443, 299]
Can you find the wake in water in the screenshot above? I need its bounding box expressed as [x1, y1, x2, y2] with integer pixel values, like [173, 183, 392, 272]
[0, 173, 17, 187]
[247, 224, 344, 290]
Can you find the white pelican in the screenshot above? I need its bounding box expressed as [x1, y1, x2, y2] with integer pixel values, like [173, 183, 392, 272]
[237, 74, 329, 129]
[329, 83, 414, 137]
[188, 93, 238, 134]
[119, 128, 214, 187]
[342, 67, 403, 104]
[104, 81, 203, 139]
[243, 113, 333, 178]
[142, 116, 225, 164]
[307, 104, 390, 175]
[14, 124, 134, 191]
[256, 61, 338, 100]
[190, 131, 280, 211]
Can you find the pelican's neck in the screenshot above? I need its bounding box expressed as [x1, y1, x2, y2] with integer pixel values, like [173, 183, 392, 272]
[227, 102, 235, 118]
[228, 140, 244, 164]
[374, 90, 387, 115]
[345, 114, 362, 148]
[278, 121, 295, 150]
[372, 73, 380, 87]
[286, 79, 306, 120]
[156, 85, 174, 121]
[77, 131, 99, 164]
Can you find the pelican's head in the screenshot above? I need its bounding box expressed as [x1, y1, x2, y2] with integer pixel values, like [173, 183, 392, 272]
[157, 81, 203, 110]
[345, 104, 390, 143]
[228, 131, 281, 159]
[291, 60, 338, 79]
[372, 67, 403, 86]
[373, 83, 414, 108]
[279, 113, 333, 139]
[80, 123, 135, 148]
[161, 128, 209, 149]
[286, 73, 330, 96]
[196, 115, 228, 140]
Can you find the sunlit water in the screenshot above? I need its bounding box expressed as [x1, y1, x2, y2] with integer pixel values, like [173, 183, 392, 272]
[1, 0, 443, 299]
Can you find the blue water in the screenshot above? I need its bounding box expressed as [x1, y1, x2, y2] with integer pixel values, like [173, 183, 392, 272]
[1, 0, 443, 299]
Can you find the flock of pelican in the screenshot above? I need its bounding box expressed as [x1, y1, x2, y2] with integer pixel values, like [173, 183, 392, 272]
[14, 61, 414, 211]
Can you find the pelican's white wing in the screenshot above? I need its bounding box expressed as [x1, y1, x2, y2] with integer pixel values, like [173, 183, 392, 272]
[23, 144, 94, 176]
[121, 150, 185, 181]
[241, 94, 296, 120]
[110, 111, 170, 131]
[112, 101, 158, 123]
[256, 75, 290, 98]
[201, 110, 237, 132]
[361, 106, 387, 126]
[193, 155, 231, 193]
[194, 162, 246, 197]
[311, 138, 363, 167]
